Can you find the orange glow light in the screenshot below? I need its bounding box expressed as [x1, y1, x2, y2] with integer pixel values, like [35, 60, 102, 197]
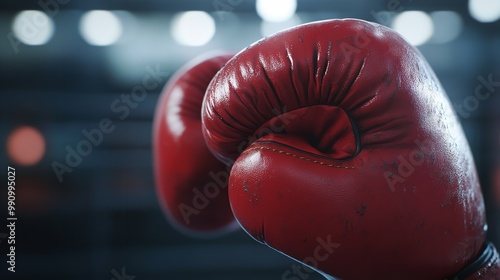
[7, 126, 46, 166]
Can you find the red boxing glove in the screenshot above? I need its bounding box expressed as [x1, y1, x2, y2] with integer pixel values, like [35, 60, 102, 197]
[202, 19, 500, 278]
[153, 53, 238, 236]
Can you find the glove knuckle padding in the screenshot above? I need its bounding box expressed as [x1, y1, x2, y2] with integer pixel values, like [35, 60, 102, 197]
[153, 53, 236, 235]
[202, 19, 488, 278]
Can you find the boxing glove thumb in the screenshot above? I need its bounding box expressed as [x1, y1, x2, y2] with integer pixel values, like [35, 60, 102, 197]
[202, 19, 499, 279]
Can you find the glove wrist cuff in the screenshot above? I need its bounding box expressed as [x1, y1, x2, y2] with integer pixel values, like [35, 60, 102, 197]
[452, 242, 500, 280]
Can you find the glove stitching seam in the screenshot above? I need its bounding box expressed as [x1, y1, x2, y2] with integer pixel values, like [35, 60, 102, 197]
[246, 146, 356, 169]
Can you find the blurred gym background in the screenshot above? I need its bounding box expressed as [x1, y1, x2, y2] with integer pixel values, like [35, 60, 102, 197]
[1, 0, 499, 279]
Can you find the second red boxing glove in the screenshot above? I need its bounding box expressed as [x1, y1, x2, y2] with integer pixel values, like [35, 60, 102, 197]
[153, 53, 238, 236]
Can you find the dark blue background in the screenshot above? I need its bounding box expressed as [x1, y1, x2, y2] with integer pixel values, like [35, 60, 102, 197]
[0, 0, 499, 279]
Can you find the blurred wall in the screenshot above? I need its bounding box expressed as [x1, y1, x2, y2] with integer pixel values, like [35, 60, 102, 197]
[0, 0, 499, 279]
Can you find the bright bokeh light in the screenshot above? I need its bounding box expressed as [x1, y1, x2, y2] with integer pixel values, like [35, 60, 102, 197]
[7, 126, 46, 166]
[79, 10, 123, 46]
[260, 15, 301, 37]
[12, 10, 54, 45]
[430, 11, 463, 44]
[392, 11, 434, 46]
[469, 0, 500, 23]
[171, 11, 216, 47]
[256, 0, 297, 22]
